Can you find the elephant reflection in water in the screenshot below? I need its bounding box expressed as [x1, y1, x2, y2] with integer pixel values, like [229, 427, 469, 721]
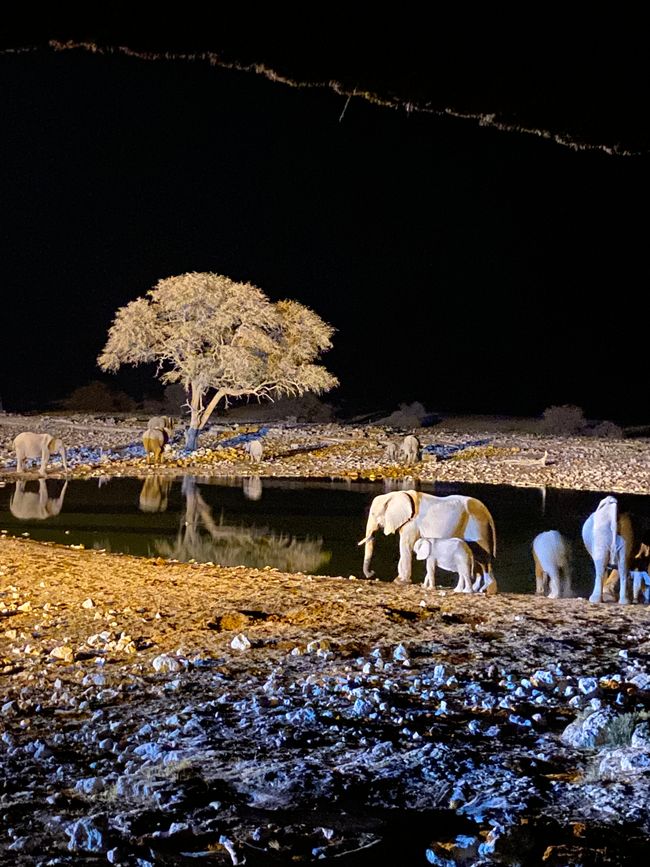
[242, 475, 263, 501]
[139, 475, 172, 513]
[10, 479, 68, 520]
[156, 476, 330, 572]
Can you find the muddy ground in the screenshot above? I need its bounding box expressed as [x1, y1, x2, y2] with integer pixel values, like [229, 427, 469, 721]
[1, 414, 650, 865]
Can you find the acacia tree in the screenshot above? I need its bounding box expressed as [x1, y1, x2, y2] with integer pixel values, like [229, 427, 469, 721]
[98, 272, 338, 449]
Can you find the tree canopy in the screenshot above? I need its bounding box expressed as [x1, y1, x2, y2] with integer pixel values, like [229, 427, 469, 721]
[98, 272, 338, 446]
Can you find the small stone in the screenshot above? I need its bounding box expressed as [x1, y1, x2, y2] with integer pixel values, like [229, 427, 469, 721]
[231, 633, 251, 651]
[49, 645, 74, 663]
[81, 598, 95, 609]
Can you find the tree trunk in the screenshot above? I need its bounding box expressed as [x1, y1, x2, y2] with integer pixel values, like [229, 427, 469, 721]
[185, 426, 200, 451]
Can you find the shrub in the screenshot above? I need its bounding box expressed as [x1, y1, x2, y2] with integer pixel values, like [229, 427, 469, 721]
[539, 404, 586, 435]
[588, 420, 624, 439]
[58, 381, 137, 412]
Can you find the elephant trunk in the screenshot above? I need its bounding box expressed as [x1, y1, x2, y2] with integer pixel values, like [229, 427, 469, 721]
[358, 514, 379, 578]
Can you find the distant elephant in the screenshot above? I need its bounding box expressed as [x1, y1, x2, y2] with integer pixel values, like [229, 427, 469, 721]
[359, 490, 496, 582]
[14, 431, 68, 475]
[582, 496, 635, 604]
[400, 435, 421, 465]
[414, 536, 476, 592]
[10, 479, 68, 520]
[142, 428, 169, 465]
[244, 440, 264, 463]
[384, 442, 400, 463]
[532, 530, 573, 599]
[138, 475, 171, 512]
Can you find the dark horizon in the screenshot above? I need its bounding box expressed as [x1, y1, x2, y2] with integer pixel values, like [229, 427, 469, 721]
[1, 48, 648, 423]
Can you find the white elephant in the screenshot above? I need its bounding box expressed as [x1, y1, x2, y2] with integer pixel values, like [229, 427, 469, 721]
[244, 440, 264, 463]
[532, 530, 573, 599]
[400, 434, 421, 464]
[14, 431, 67, 475]
[358, 490, 496, 582]
[414, 537, 476, 592]
[10, 479, 68, 520]
[582, 496, 635, 604]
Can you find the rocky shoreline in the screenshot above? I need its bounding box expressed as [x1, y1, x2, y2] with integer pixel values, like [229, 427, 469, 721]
[1, 413, 650, 864]
[1, 413, 650, 495]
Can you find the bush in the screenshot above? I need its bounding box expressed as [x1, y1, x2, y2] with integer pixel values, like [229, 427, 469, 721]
[588, 420, 624, 439]
[539, 404, 586, 435]
[58, 381, 137, 412]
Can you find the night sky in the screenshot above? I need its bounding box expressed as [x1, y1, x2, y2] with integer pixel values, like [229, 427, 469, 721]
[1, 45, 648, 421]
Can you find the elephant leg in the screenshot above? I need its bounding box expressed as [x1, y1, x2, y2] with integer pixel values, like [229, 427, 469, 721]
[534, 554, 546, 595]
[632, 571, 643, 603]
[16, 449, 24, 473]
[395, 525, 418, 583]
[548, 569, 561, 599]
[617, 552, 630, 605]
[589, 557, 608, 604]
[424, 557, 436, 589]
[454, 568, 471, 592]
[40, 447, 49, 476]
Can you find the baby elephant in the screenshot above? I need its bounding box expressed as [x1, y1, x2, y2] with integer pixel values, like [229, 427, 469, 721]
[400, 434, 421, 465]
[532, 530, 573, 599]
[14, 432, 68, 475]
[142, 427, 169, 465]
[244, 439, 264, 463]
[414, 536, 476, 592]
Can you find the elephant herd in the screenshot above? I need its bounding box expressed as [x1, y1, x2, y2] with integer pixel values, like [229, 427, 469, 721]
[359, 490, 650, 605]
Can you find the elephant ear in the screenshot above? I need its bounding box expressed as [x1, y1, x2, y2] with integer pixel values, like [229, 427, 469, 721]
[414, 538, 430, 560]
[384, 492, 416, 534]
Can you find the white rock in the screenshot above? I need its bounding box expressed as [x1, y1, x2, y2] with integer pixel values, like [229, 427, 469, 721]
[231, 634, 251, 651]
[81, 598, 95, 609]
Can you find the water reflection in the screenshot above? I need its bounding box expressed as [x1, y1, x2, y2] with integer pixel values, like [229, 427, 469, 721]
[242, 475, 263, 501]
[155, 476, 331, 572]
[139, 475, 172, 513]
[10, 479, 68, 520]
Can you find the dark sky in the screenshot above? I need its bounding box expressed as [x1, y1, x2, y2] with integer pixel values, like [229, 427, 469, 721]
[1, 46, 648, 421]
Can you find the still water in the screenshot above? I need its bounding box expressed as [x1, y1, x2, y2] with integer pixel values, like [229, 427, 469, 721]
[1, 476, 649, 596]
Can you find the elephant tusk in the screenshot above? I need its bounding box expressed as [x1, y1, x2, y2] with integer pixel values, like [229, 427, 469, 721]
[358, 535, 373, 546]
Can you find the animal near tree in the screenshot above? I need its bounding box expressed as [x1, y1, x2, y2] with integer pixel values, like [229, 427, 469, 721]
[97, 272, 338, 449]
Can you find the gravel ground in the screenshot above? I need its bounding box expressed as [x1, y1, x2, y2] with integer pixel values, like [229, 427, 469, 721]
[1, 412, 650, 494]
[1, 413, 650, 864]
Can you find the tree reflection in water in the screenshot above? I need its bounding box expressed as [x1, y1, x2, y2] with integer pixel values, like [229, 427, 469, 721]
[155, 476, 331, 572]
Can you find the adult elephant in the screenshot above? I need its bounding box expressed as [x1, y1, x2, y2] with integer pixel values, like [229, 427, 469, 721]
[582, 496, 635, 604]
[358, 490, 496, 582]
[14, 431, 67, 475]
